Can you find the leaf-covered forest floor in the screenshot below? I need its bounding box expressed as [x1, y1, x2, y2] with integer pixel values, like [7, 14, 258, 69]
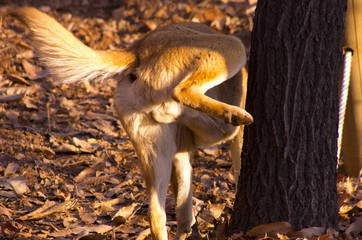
[0, 0, 361, 239]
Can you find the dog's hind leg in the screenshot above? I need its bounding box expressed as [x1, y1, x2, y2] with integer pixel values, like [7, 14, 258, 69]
[228, 127, 244, 186]
[171, 126, 196, 240]
[119, 115, 177, 240]
[143, 130, 176, 240]
[143, 138, 175, 239]
[171, 152, 195, 240]
[172, 73, 253, 126]
[227, 67, 248, 186]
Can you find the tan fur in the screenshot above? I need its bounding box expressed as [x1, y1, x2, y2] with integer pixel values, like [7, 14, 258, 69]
[11, 7, 253, 240]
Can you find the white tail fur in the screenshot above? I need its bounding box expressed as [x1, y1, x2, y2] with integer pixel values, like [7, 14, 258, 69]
[11, 7, 135, 83]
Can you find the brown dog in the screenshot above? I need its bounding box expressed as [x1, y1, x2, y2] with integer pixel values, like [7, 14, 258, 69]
[11, 7, 253, 240]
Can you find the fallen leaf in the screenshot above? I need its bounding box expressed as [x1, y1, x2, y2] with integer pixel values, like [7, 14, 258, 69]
[317, 234, 333, 240]
[8, 176, 28, 196]
[216, 159, 232, 168]
[93, 198, 124, 212]
[92, 119, 118, 137]
[79, 205, 97, 224]
[197, 216, 214, 230]
[5, 110, 20, 121]
[112, 203, 140, 223]
[104, 186, 124, 198]
[135, 228, 151, 240]
[345, 217, 362, 235]
[62, 216, 78, 229]
[73, 137, 97, 153]
[0, 221, 19, 236]
[84, 111, 119, 122]
[31, 144, 56, 156]
[298, 226, 325, 238]
[339, 204, 355, 214]
[214, 214, 229, 240]
[73, 137, 92, 149]
[326, 228, 339, 238]
[7, 74, 31, 86]
[211, 17, 226, 31]
[226, 171, 236, 184]
[209, 203, 225, 220]
[198, 208, 214, 228]
[130, 215, 150, 228]
[143, 20, 159, 30]
[16, 49, 34, 59]
[0, 203, 12, 219]
[247, 222, 291, 237]
[0, 177, 17, 198]
[22, 59, 48, 80]
[276, 233, 290, 240]
[200, 174, 213, 188]
[0, 94, 25, 102]
[19, 200, 56, 220]
[17, 40, 33, 49]
[193, 197, 204, 217]
[344, 178, 355, 196]
[81, 175, 119, 186]
[74, 167, 96, 182]
[356, 200, 362, 209]
[200, 146, 219, 156]
[75, 224, 112, 239]
[49, 228, 73, 238]
[356, 189, 362, 200]
[59, 96, 74, 110]
[82, 80, 98, 94]
[5, 162, 19, 176]
[54, 143, 81, 154]
[3, 87, 28, 96]
[229, 232, 246, 240]
[23, 98, 38, 109]
[20, 199, 77, 220]
[0, 87, 27, 102]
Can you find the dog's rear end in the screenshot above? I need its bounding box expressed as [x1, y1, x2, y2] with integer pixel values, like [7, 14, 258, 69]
[12, 8, 252, 240]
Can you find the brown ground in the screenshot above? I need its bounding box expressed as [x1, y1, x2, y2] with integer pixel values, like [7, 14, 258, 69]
[0, 1, 360, 239]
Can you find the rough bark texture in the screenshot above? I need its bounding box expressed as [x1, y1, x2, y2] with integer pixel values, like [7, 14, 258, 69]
[231, 0, 347, 233]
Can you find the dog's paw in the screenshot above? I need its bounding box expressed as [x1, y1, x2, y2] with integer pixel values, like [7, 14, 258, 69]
[224, 107, 253, 126]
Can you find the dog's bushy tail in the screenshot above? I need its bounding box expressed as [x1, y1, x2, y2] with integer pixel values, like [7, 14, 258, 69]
[11, 7, 135, 83]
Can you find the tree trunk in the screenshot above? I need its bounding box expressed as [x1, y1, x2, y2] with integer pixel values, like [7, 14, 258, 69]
[231, 0, 347, 233]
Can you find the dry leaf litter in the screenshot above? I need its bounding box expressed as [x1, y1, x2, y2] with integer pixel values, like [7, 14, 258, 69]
[0, 0, 361, 239]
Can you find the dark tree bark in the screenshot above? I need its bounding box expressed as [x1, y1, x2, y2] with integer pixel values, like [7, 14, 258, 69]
[231, 0, 347, 233]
